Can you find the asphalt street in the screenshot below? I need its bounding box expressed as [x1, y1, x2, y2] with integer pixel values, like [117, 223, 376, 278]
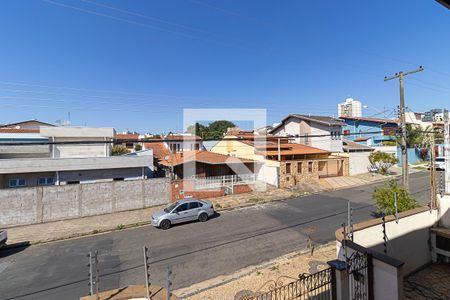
[0, 172, 430, 300]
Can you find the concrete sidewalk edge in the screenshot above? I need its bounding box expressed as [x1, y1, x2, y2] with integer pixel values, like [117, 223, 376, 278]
[4, 173, 406, 247]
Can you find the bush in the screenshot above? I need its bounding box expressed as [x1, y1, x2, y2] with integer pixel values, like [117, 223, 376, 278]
[369, 151, 398, 175]
[373, 180, 419, 215]
[134, 144, 142, 151]
[382, 140, 397, 146]
[112, 145, 130, 156]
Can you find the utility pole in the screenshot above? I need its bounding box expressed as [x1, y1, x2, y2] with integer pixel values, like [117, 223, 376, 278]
[384, 66, 424, 191]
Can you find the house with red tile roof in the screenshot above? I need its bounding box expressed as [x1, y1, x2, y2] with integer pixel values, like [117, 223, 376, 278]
[269, 114, 346, 152]
[115, 132, 141, 150]
[144, 138, 259, 200]
[211, 132, 349, 188]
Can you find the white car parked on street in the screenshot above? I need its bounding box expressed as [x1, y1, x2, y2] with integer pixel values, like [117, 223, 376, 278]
[429, 157, 445, 170]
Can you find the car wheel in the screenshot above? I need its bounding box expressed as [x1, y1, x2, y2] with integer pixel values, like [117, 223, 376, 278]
[160, 219, 171, 230]
[198, 212, 208, 222]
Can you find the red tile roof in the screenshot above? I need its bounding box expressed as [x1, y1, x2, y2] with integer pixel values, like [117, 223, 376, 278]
[340, 116, 399, 124]
[0, 128, 40, 133]
[235, 137, 328, 156]
[258, 143, 331, 156]
[116, 133, 139, 140]
[157, 150, 255, 167]
[144, 142, 171, 160]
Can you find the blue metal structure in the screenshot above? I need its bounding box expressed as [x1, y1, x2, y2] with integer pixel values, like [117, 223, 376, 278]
[339, 117, 398, 146]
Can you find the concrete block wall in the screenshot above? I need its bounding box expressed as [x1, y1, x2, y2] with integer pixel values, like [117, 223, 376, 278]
[0, 177, 170, 227]
[0, 188, 38, 225]
[42, 184, 80, 221]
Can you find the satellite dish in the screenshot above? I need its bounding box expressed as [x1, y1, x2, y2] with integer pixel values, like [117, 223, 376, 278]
[164, 155, 170, 161]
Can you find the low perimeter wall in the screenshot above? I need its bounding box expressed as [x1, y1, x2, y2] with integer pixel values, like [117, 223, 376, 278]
[336, 206, 438, 276]
[0, 178, 170, 227]
[170, 179, 254, 201]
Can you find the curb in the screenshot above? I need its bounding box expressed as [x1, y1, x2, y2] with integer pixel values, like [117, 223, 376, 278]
[5, 172, 414, 247]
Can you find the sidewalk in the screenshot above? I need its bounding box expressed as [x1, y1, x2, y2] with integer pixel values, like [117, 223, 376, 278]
[6, 205, 164, 245]
[5, 171, 410, 246]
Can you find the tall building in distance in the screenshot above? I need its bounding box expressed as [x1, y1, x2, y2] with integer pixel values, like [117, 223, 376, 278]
[338, 98, 362, 117]
[423, 108, 447, 122]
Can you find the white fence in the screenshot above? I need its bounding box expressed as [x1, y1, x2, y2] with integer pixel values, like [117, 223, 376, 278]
[192, 174, 255, 190]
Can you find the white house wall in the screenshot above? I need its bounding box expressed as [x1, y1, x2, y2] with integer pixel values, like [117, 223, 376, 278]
[53, 137, 111, 158]
[309, 123, 343, 152]
[348, 152, 372, 175]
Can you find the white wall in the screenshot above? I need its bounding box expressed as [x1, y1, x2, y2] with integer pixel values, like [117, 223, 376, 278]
[338, 208, 438, 275]
[348, 152, 372, 175]
[372, 258, 403, 300]
[310, 123, 343, 152]
[53, 137, 111, 158]
[272, 117, 343, 152]
[373, 145, 397, 155]
[164, 140, 202, 152]
[257, 163, 279, 187]
[438, 194, 450, 228]
[335, 242, 404, 300]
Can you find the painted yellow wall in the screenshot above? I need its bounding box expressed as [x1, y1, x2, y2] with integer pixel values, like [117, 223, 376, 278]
[211, 137, 279, 167]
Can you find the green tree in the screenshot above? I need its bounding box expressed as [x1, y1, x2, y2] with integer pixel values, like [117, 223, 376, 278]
[205, 120, 236, 139]
[369, 151, 398, 175]
[398, 124, 431, 148]
[186, 122, 208, 138]
[373, 180, 419, 215]
[185, 120, 236, 139]
[112, 145, 130, 156]
[134, 144, 142, 151]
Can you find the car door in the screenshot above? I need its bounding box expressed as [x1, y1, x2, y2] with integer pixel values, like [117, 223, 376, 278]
[171, 203, 189, 224]
[185, 201, 200, 221]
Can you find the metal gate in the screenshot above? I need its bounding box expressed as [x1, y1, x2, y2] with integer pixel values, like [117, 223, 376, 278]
[347, 252, 373, 300]
[318, 159, 344, 178]
[242, 268, 335, 300]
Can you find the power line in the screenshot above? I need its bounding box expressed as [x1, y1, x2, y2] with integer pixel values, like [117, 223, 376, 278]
[79, 0, 252, 47]
[0, 130, 388, 146]
[41, 0, 252, 50]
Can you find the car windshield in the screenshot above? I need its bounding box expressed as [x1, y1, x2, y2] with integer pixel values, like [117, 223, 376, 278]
[164, 202, 179, 213]
[436, 158, 445, 162]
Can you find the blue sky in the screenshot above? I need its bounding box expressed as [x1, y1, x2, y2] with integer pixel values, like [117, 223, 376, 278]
[0, 0, 449, 133]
